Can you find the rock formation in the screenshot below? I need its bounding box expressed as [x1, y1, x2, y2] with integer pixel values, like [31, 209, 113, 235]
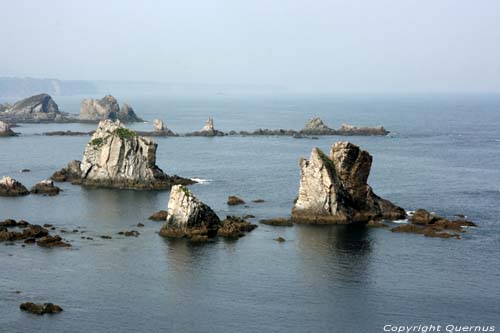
[227, 195, 245, 205]
[160, 185, 221, 240]
[30, 179, 61, 196]
[51, 120, 194, 189]
[79, 95, 143, 122]
[0, 176, 29, 196]
[187, 117, 224, 136]
[151, 119, 175, 136]
[300, 117, 334, 135]
[0, 120, 16, 136]
[337, 124, 389, 136]
[0, 94, 65, 123]
[20, 302, 63, 315]
[291, 142, 406, 224]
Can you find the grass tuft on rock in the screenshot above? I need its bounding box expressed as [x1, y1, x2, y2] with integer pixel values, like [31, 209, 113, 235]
[114, 127, 137, 140]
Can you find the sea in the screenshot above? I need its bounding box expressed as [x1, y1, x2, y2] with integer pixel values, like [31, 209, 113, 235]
[1, 93, 499, 332]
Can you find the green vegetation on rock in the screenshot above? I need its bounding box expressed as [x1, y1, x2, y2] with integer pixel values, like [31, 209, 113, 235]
[114, 127, 137, 140]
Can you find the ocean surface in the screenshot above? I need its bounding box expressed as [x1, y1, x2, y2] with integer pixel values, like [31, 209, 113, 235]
[1, 94, 499, 332]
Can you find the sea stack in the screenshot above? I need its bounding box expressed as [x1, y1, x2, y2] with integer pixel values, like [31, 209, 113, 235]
[152, 119, 175, 136]
[0, 121, 16, 137]
[291, 141, 405, 224]
[79, 95, 143, 122]
[52, 120, 193, 190]
[0, 176, 30, 196]
[160, 185, 221, 240]
[0, 94, 63, 123]
[188, 117, 224, 136]
[300, 117, 334, 135]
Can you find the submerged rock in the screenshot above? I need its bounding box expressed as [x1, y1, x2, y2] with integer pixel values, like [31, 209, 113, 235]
[291, 142, 406, 224]
[37, 235, 71, 247]
[0, 176, 29, 196]
[217, 216, 257, 238]
[259, 218, 293, 226]
[0, 121, 16, 137]
[20, 302, 63, 315]
[30, 179, 60, 196]
[52, 120, 193, 190]
[227, 195, 245, 206]
[79, 95, 143, 122]
[160, 185, 221, 240]
[0, 94, 64, 123]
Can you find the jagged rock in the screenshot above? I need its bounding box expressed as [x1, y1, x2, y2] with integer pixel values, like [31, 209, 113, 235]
[0, 176, 29, 196]
[79, 95, 142, 122]
[20, 302, 63, 315]
[52, 120, 193, 190]
[0, 121, 16, 136]
[300, 117, 334, 135]
[227, 195, 245, 206]
[292, 142, 406, 224]
[30, 179, 60, 196]
[337, 124, 389, 136]
[217, 216, 257, 238]
[147, 119, 175, 136]
[51, 160, 82, 182]
[187, 117, 224, 136]
[160, 185, 221, 240]
[0, 94, 64, 123]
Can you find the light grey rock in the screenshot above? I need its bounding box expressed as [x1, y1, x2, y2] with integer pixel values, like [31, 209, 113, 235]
[0, 94, 63, 123]
[160, 185, 220, 239]
[0, 121, 16, 137]
[52, 120, 193, 190]
[79, 95, 142, 122]
[292, 141, 405, 224]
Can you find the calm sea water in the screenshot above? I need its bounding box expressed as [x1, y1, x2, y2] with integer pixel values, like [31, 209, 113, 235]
[1, 94, 499, 332]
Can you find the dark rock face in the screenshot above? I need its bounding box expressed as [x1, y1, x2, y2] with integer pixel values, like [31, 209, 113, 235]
[227, 195, 245, 206]
[390, 209, 476, 239]
[0, 219, 70, 246]
[148, 210, 169, 221]
[0, 94, 64, 123]
[291, 142, 406, 224]
[30, 179, 61, 196]
[79, 95, 143, 122]
[160, 185, 221, 240]
[0, 176, 29, 196]
[20, 302, 63, 315]
[37, 235, 71, 247]
[300, 117, 334, 135]
[259, 218, 293, 226]
[217, 216, 257, 238]
[51, 160, 82, 182]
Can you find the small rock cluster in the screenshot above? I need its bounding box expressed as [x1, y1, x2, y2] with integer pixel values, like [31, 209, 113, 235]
[0, 176, 61, 197]
[0, 219, 70, 247]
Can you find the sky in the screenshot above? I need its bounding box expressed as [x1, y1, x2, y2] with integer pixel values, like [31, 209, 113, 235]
[0, 0, 499, 93]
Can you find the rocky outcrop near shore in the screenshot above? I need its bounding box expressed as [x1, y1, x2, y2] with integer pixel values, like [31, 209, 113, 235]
[0, 120, 16, 136]
[30, 179, 61, 196]
[51, 120, 193, 189]
[79, 95, 143, 122]
[291, 142, 405, 224]
[0, 94, 66, 123]
[0, 176, 29, 196]
[20, 302, 63, 315]
[160, 185, 221, 240]
[300, 117, 333, 135]
[0, 219, 70, 247]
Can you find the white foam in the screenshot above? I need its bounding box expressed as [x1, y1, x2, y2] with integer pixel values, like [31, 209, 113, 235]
[191, 177, 211, 184]
[392, 219, 408, 224]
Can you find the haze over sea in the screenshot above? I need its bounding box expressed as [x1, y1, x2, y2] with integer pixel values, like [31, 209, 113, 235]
[1, 93, 500, 332]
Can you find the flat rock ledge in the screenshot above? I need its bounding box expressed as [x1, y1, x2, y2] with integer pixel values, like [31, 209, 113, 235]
[390, 209, 476, 239]
[51, 120, 194, 190]
[291, 141, 406, 224]
[30, 179, 61, 196]
[160, 185, 256, 242]
[0, 176, 29, 197]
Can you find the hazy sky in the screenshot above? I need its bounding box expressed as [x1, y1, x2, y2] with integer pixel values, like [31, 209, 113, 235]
[1, 0, 499, 93]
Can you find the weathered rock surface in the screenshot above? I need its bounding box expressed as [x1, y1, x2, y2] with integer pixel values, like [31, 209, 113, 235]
[337, 124, 389, 136]
[20, 302, 63, 315]
[217, 216, 257, 238]
[148, 210, 169, 221]
[187, 117, 224, 136]
[227, 195, 245, 206]
[0, 176, 29, 196]
[291, 142, 406, 224]
[135, 119, 176, 137]
[160, 185, 221, 240]
[51, 120, 193, 189]
[0, 94, 65, 123]
[0, 219, 70, 246]
[30, 179, 61, 196]
[259, 218, 293, 226]
[300, 117, 334, 135]
[79, 95, 143, 122]
[0, 121, 16, 136]
[390, 208, 476, 239]
[37, 235, 71, 247]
